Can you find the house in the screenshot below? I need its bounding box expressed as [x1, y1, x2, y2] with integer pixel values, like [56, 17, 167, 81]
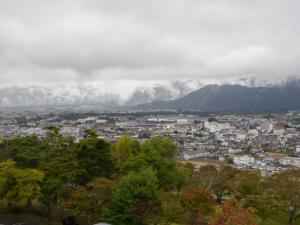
[279, 157, 300, 167]
[260, 122, 273, 133]
[183, 151, 208, 160]
[296, 145, 300, 154]
[233, 155, 255, 166]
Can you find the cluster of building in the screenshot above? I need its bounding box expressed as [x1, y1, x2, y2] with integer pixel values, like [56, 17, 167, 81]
[1, 109, 300, 176]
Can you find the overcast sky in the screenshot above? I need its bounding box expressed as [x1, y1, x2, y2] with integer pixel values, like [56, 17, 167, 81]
[0, 0, 299, 88]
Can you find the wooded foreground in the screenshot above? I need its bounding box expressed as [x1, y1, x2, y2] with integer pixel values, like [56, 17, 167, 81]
[0, 127, 300, 225]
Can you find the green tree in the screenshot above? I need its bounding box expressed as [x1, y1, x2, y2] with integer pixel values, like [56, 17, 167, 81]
[139, 137, 187, 191]
[227, 170, 271, 221]
[77, 137, 116, 183]
[188, 165, 238, 203]
[141, 136, 177, 159]
[39, 126, 82, 219]
[264, 169, 300, 224]
[107, 168, 161, 225]
[0, 135, 5, 151]
[5, 135, 41, 168]
[229, 170, 262, 201]
[121, 137, 187, 191]
[112, 135, 139, 168]
[83, 129, 98, 138]
[0, 160, 44, 213]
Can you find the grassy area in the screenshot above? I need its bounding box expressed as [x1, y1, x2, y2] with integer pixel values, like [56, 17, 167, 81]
[262, 211, 300, 225]
[179, 160, 224, 169]
[265, 152, 287, 160]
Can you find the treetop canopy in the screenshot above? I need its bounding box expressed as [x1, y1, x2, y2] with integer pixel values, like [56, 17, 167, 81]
[0, 135, 4, 144]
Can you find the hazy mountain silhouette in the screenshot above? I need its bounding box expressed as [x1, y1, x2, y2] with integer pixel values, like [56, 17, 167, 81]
[136, 80, 300, 112]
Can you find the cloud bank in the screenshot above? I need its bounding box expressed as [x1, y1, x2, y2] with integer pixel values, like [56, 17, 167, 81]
[0, 0, 299, 90]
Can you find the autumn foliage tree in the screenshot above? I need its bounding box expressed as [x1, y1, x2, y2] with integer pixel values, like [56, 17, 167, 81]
[1, 130, 299, 225]
[63, 177, 114, 225]
[181, 186, 214, 225]
[210, 201, 260, 225]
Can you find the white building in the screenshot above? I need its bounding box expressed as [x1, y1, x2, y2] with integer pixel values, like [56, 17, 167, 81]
[273, 129, 285, 136]
[296, 145, 300, 154]
[233, 155, 255, 166]
[260, 122, 273, 133]
[204, 122, 231, 133]
[96, 119, 108, 124]
[279, 157, 300, 167]
[177, 119, 189, 124]
[248, 129, 259, 136]
[236, 134, 246, 141]
[183, 151, 208, 160]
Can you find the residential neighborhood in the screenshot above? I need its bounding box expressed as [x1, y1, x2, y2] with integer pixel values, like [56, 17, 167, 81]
[2, 108, 300, 176]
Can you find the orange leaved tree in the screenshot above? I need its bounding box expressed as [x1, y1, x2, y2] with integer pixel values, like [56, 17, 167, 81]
[210, 202, 260, 225]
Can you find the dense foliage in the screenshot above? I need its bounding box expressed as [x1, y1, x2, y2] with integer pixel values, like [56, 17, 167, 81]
[0, 128, 299, 225]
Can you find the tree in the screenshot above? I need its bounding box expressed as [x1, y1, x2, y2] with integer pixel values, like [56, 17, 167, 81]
[229, 170, 262, 201]
[83, 129, 98, 138]
[210, 201, 260, 225]
[181, 187, 214, 225]
[121, 155, 148, 175]
[188, 165, 238, 203]
[0, 135, 5, 151]
[141, 136, 177, 159]
[120, 137, 187, 191]
[39, 126, 82, 219]
[242, 194, 272, 222]
[107, 168, 160, 225]
[140, 137, 187, 191]
[159, 192, 187, 225]
[264, 169, 300, 224]
[77, 137, 116, 183]
[44, 125, 60, 137]
[0, 160, 44, 213]
[64, 177, 114, 225]
[5, 135, 41, 168]
[190, 165, 219, 190]
[225, 170, 270, 220]
[112, 135, 139, 168]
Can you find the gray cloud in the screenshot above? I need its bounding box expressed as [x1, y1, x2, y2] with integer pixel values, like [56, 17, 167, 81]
[0, 0, 299, 87]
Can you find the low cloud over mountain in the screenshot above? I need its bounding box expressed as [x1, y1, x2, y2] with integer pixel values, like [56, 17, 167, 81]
[137, 78, 300, 112]
[0, 80, 202, 108]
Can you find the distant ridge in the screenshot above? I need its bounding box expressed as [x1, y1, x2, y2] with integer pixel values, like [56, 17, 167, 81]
[0, 80, 201, 108]
[136, 80, 300, 112]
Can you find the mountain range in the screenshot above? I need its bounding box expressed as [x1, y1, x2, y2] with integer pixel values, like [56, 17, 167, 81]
[1, 78, 300, 112]
[0, 80, 202, 108]
[137, 80, 300, 112]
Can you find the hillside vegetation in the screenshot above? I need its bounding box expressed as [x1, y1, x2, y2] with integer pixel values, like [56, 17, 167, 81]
[0, 127, 300, 225]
